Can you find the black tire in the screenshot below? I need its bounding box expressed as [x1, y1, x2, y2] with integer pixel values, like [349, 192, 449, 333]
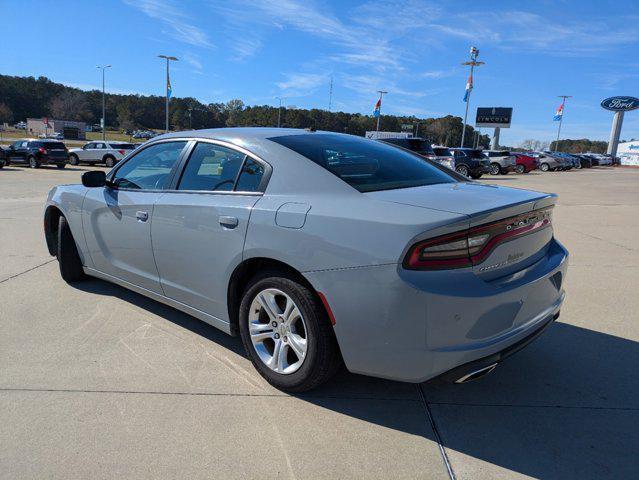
[239, 271, 342, 392]
[69, 154, 79, 166]
[470, 172, 483, 179]
[515, 164, 525, 174]
[57, 216, 85, 283]
[104, 155, 115, 168]
[56, 163, 66, 169]
[540, 163, 550, 172]
[28, 155, 40, 169]
[455, 165, 470, 177]
[489, 163, 501, 175]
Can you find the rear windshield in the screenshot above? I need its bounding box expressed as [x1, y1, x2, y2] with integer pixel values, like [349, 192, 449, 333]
[269, 133, 456, 193]
[432, 147, 452, 156]
[382, 138, 434, 155]
[34, 141, 66, 149]
[110, 143, 136, 149]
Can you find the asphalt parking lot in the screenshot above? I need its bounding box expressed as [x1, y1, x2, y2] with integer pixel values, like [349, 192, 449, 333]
[1, 164, 638, 479]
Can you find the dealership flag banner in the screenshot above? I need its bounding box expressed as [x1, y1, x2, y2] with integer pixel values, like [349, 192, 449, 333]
[167, 74, 172, 99]
[463, 73, 473, 102]
[373, 98, 381, 117]
[553, 102, 564, 121]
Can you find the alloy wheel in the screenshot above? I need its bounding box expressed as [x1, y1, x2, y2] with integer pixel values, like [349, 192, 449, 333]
[456, 165, 469, 177]
[490, 163, 501, 175]
[248, 288, 308, 374]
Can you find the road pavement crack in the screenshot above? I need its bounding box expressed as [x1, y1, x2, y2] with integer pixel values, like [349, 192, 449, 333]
[0, 259, 56, 284]
[417, 384, 456, 480]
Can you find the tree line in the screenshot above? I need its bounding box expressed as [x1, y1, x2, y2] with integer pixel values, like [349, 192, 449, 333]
[0, 74, 493, 147]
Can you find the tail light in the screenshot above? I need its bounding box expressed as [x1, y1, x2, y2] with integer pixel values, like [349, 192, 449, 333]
[118, 149, 125, 155]
[404, 207, 553, 270]
[38, 147, 46, 154]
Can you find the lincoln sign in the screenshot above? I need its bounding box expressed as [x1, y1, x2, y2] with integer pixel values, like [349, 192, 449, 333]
[600, 96, 639, 112]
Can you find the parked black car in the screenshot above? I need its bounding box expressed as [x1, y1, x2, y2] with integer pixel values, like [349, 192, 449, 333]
[0, 146, 7, 168]
[573, 155, 593, 168]
[378, 137, 436, 158]
[582, 154, 600, 166]
[449, 148, 491, 178]
[5, 139, 69, 168]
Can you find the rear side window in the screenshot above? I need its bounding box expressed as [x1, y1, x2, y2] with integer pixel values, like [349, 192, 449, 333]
[178, 142, 246, 192]
[36, 142, 66, 149]
[110, 143, 136, 150]
[433, 147, 452, 156]
[235, 158, 265, 192]
[270, 133, 456, 193]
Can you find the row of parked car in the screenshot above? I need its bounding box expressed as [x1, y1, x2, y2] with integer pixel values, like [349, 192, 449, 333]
[377, 137, 617, 179]
[0, 139, 141, 169]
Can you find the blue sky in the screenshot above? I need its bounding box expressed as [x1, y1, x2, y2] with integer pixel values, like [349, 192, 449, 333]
[3, 0, 639, 145]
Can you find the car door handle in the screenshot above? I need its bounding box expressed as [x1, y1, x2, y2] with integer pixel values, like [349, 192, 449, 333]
[136, 211, 149, 222]
[219, 215, 239, 229]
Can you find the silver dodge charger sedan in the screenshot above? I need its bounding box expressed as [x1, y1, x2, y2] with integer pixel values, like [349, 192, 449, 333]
[44, 128, 568, 391]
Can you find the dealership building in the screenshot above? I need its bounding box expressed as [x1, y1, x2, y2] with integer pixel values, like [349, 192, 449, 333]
[26, 118, 86, 140]
[618, 140, 639, 166]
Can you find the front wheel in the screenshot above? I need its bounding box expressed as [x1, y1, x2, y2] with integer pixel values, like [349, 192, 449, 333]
[239, 272, 342, 392]
[57, 216, 86, 283]
[540, 163, 550, 172]
[68, 154, 79, 166]
[28, 156, 40, 169]
[104, 156, 115, 168]
[489, 163, 501, 175]
[515, 164, 525, 174]
[455, 165, 470, 177]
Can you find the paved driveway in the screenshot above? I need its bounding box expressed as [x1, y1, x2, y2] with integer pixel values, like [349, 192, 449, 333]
[1, 164, 638, 479]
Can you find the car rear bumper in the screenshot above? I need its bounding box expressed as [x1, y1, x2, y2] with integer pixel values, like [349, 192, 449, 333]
[305, 237, 568, 383]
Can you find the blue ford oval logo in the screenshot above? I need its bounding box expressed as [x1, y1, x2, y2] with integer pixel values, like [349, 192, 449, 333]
[601, 96, 639, 112]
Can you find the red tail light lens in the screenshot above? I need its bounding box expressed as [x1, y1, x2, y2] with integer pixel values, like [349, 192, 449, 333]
[118, 149, 125, 155]
[404, 207, 553, 270]
[38, 147, 46, 153]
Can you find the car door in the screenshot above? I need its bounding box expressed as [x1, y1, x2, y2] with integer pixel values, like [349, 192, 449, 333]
[152, 140, 268, 322]
[81, 143, 95, 161]
[82, 140, 188, 293]
[9, 141, 28, 162]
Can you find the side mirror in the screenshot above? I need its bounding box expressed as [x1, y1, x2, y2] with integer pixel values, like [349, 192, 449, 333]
[82, 170, 107, 188]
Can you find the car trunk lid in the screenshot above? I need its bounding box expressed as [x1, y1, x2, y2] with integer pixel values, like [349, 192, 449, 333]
[366, 182, 557, 278]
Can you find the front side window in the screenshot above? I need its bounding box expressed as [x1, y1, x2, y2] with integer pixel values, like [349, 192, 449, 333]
[113, 141, 186, 190]
[270, 134, 455, 193]
[178, 142, 246, 192]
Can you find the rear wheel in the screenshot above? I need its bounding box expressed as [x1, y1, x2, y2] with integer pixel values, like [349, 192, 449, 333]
[489, 163, 501, 175]
[515, 164, 525, 174]
[68, 154, 79, 166]
[57, 216, 85, 283]
[104, 155, 115, 168]
[540, 163, 550, 172]
[455, 165, 470, 177]
[239, 272, 341, 392]
[28, 155, 40, 169]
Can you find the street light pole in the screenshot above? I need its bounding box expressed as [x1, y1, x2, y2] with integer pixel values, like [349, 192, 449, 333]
[158, 55, 178, 133]
[96, 65, 111, 141]
[276, 97, 283, 128]
[375, 90, 387, 133]
[460, 47, 484, 148]
[555, 95, 572, 151]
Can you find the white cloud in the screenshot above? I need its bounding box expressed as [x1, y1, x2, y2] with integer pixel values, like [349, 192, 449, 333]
[123, 0, 213, 48]
[276, 72, 328, 97]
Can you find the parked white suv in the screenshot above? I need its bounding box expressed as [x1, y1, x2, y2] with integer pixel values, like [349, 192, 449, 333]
[68, 141, 138, 167]
[484, 150, 517, 175]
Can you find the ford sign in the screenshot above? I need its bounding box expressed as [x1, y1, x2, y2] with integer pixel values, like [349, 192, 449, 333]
[601, 96, 639, 112]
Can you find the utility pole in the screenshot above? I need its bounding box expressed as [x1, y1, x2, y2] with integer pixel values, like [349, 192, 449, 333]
[158, 55, 178, 133]
[276, 97, 283, 128]
[555, 95, 571, 151]
[375, 90, 387, 133]
[96, 65, 111, 140]
[460, 47, 484, 148]
[328, 76, 333, 112]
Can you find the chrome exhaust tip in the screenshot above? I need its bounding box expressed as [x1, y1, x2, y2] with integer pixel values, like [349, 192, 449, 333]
[454, 363, 498, 384]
